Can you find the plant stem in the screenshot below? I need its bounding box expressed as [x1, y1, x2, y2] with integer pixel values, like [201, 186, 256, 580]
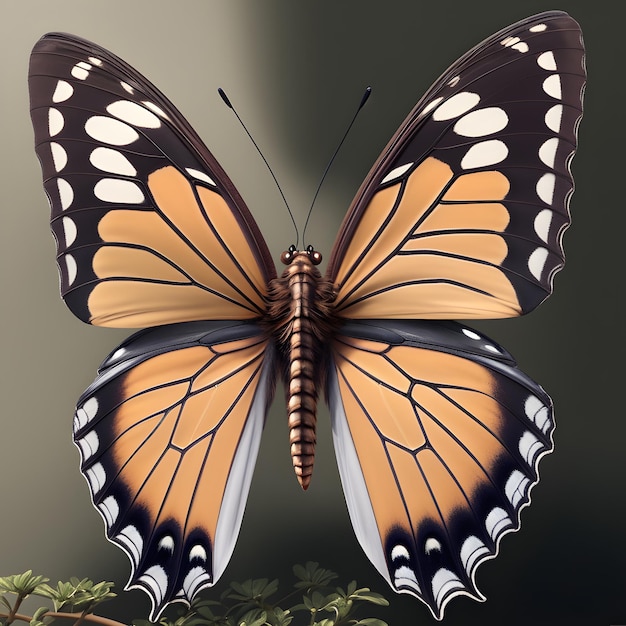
[0, 611, 125, 626]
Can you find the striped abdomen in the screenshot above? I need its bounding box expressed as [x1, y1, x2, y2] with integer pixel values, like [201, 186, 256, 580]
[267, 249, 336, 490]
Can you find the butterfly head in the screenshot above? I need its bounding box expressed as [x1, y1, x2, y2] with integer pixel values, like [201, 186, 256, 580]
[280, 244, 322, 266]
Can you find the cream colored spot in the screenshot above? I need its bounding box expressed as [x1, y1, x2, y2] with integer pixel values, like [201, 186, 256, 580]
[90, 147, 137, 176]
[61, 215, 77, 247]
[52, 80, 73, 103]
[460, 139, 508, 170]
[50, 142, 67, 172]
[543, 75, 562, 99]
[85, 116, 140, 145]
[48, 108, 64, 136]
[545, 104, 563, 133]
[528, 247, 549, 280]
[539, 137, 559, 168]
[57, 178, 74, 210]
[432, 92, 480, 121]
[71, 61, 92, 80]
[533, 209, 552, 243]
[537, 51, 557, 71]
[107, 100, 161, 128]
[381, 162, 413, 184]
[94, 178, 145, 204]
[454, 107, 508, 137]
[536, 172, 556, 204]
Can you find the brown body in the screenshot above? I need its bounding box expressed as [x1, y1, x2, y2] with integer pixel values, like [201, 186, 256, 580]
[267, 249, 336, 489]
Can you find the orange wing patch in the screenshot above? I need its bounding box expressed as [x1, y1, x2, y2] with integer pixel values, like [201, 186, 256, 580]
[333, 157, 521, 320]
[88, 166, 267, 327]
[73, 326, 272, 616]
[329, 324, 554, 618]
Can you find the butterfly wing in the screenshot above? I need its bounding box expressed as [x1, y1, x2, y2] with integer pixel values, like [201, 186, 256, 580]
[73, 320, 275, 619]
[29, 33, 275, 328]
[328, 320, 553, 619]
[327, 11, 585, 320]
[326, 11, 584, 618]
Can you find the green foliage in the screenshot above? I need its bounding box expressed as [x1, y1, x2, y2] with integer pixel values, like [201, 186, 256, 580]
[0, 563, 388, 626]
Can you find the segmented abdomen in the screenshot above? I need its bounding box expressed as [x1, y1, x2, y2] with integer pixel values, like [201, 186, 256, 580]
[266, 252, 336, 490]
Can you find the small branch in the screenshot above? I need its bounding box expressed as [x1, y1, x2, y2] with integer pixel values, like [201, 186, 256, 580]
[0, 611, 126, 626]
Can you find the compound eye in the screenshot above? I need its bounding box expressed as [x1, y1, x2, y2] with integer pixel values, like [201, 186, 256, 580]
[310, 250, 322, 265]
[280, 245, 297, 265]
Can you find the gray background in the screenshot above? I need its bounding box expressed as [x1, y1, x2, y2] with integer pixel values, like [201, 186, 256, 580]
[1, 1, 622, 624]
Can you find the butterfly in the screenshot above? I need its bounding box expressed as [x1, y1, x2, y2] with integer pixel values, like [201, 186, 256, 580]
[28, 10, 585, 621]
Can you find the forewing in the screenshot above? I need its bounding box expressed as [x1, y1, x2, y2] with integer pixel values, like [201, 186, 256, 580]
[72, 321, 275, 619]
[29, 33, 274, 328]
[328, 11, 585, 319]
[328, 320, 553, 619]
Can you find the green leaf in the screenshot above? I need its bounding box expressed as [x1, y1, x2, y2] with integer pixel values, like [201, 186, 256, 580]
[292, 563, 337, 590]
[0, 594, 13, 610]
[354, 619, 388, 626]
[237, 608, 267, 626]
[0, 571, 49, 596]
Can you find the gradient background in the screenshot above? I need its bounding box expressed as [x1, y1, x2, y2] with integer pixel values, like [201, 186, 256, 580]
[1, 1, 622, 624]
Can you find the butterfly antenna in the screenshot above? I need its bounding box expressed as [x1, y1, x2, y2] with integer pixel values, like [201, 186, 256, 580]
[218, 88, 299, 248]
[302, 86, 372, 247]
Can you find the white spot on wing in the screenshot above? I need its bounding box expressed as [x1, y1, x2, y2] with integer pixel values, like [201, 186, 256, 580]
[381, 162, 413, 185]
[158, 536, 175, 553]
[536, 172, 556, 204]
[419, 97, 444, 119]
[393, 566, 420, 593]
[460, 139, 508, 169]
[505, 470, 530, 508]
[117, 525, 143, 565]
[76, 430, 99, 459]
[537, 51, 557, 71]
[182, 566, 211, 600]
[461, 328, 481, 340]
[519, 431, 543, 465]
[545, 104, 563, 133]
[391, 544, 410, 560]
[90, 147, 137, 176]
[71, 61, 92, 80]
[50, 142, 67, 172]
[460, 536, 490, 576]
[525, 395, 551, 433]
[85, 462, 106, 494]
[485, 507, 512, 541]
[88, 56, 103, 66]
[64, 253, 77, 286]
[454, 107, 509, 137]
[432, 569, 464, 609]
[99, 496, 120, 526]
[529, 24, 547, 32]
[57, 178, 74, 210]
[107, 100, 162, 128]
[48, 108, 64, 136]
[94, 179, 145, 204]
[138, 565, 168, 606]
[542, 74, 562, 99]
[143, 101, 168, 119]
[120, 81, 134, 94]
[186, 168, 216, 186]
[52, 80, 73, 103]
[511, 42, 529, 53]
[85, 116, 140, 146]
[425, 538, 442, 554]
[61, 216, 77, 247]
[189, 545, 207, 562]
[432, 92, 480, 121]
[528, 247, 549, 280]
[534, 209, 552, 243]
[539, 137, 559, 168]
